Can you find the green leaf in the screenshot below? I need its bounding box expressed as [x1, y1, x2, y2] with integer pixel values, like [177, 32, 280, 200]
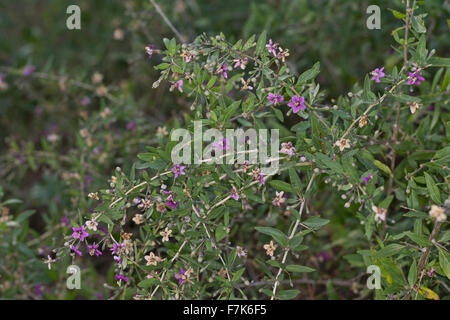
[232, 267, 245, 282]
[315, 153, 345, 175]
[277, 289, 300, 300]
[243, 34, 255, 51]
[297, 62, 320, 84]
[288, 168, 302, 193]
[268, 180, 294, 193]
[15, 210, 35, 223]
[411, 16, 426, 33]
[372, 160, 392, 176]
[215, 224, 227, 242]
[405, 231, 432, 247]
[255, 227, 288, 247]
[138, 278, 159, 289]
[388, 8, 406, 19]
[408, 260, 417, 286]
[286, 265, 316, 273]
[424, 172, 441, 205]
[374, 244, 404, 258]
[429, 57, 450, 68]
[439, 250, 450, 280]
[363, 75, 372, 101]
[256, 31, 267, 56]
[302, 216, 330, 229]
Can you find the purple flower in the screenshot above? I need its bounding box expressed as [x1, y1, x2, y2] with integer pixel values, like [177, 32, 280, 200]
[23, 65, 35, 76]
[230, 187, 240, 200]
[362, 173, 373, 186]
[212, 138, 231, 150]
[115, 274, 129, 282]
[287, 95, 306, 113]
[280, 141, 296, 156]
[266, 39, 278, 56]
[80, 96, 91, 105]
[407, 71, 425, 85]
[318, 251, 330, 263]
[163, 190, 179, 209]
[233, 57, 248, 70]
[70, 245, 82, 256]
[370, 67, 385, 83]
[267, 92, 284, 105]
[113, 255, 122, 265]
[35, 283, 44, 297]
[110, 243, 124, 255]
[259, 173, 265, 185]
[72, 226, 89, 241]
[167, 199, 179, 209]
[171, 164, 186, 178]
[60, 216, 70, 227]
[98, 225, 108, 234]
[87, 242, 102, 256]
[126, 121, 136, 130]
[84, 175, 92, 187]
[145, 44, 154, 58]
[175, 79, 183, 93]
[175, 267, 186, 285]
[216, 63, 228, 79]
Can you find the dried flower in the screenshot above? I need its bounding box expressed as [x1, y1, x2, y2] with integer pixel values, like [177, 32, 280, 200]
[272, 191, 286, 207]
[160, 227, 172, 242]
[236, 246, 247, 258]
[132, 214, 146, 225]
[372, 205, 387, 222]
[44, 255, 56, 270]
[263, 241, 277, 257]
[359, 115, 368, 128]
[85, 219, 98, 231]
[92, 72, 103, 84]
[335, 138, 351, 152]
[408, 101, 420, 114]
[240, 78, 253, 91]
[277, 47, 290, 62]
[144, 252, 164, 266]
[429, 205, 446, 222]
[88, 192, 99, 200]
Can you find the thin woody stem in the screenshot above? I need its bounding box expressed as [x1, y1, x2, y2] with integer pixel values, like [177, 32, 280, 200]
[271, 173, 316, 300]
[149, 0, 187, 43]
